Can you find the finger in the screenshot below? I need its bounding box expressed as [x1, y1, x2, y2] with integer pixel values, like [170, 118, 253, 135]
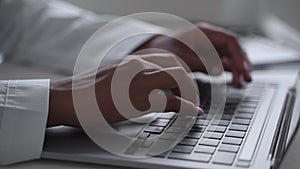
[222, 57, 242, 86]
[221, 57, 231, 71]
[144, 66, 193, 90]
[226, 39, 244, 73]
[140, 53, 192, 73]
[226, 38, 251, 83]
[164, 94, 203, 116]
[171, 87, 181, 97]
[242, 51, 252, 82]
[141, 53, 181, 67]
[242, 51, 253, 71]
[143, 66, 200, 105]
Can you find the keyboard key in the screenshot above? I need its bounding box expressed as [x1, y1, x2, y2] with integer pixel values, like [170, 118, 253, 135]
[207, 125, 227, 133]
[191, 125, 206, 132]
[212, 120, 230, 126]
[242, 100, 259, 104]
[168, 152, 212, 163]
[225, 102, 239, 107]
[195, 119, 210, 126]
[238, 107, 256, 114]
[239, 102, 257, 108]
[243, 96, 260, 102]
[225, 130, 246, 138]
[195, 146, 216, 154]
[224, 108, 235, 115]
[235, 113, 253, 119]
[154, 151, 169, 158]
[229, 88, 244, 97]
[229, 124, 248, 132]
[159, 113, 176, 119]
[166, 126, 185, 133]
[186, 132, 202, 139]
[147, 139, 175, 156]
[215, 114, 233, 120]
[141, 140, 153, 148]
[232, 118, 251, 125]
[199, 139, 220, 147]
[203, 132, 223, 140]
[222, 137, 243, 145]
[247, 93, 261, 98]
[219, 144, 240, 153]
[125, 139, 143, 154]
[226, 98, 241, 104]
[172, 145, 194, 154]
[179, 138, 198, 146]
[144, 126, 164, 134]
[160, 133, 181, 141]
[177, 115, 195, 121]
[224, 109, 237, 114]
[213, 151, 236, 165]
[248, 83, 264, 88]
[172, 120, 189, 127]
[150, 119, 170, 127]
[197, 114, 213, 120]
[125, 146, 138, 155]
[138, 132, 151, 139]
[236, 161, 251, 167]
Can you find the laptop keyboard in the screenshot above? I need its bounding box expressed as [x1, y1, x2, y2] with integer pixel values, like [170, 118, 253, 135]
[125, 83, 266, 167]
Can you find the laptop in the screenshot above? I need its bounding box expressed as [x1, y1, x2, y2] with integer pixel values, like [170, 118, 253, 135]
[41, 70, 300, 169]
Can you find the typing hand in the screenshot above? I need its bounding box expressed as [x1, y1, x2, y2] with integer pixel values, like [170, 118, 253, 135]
[136, 22, 252, 87]
[47, 54, 203, 127]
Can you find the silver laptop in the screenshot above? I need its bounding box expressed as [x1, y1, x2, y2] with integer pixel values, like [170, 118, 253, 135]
[41, 70, 300, 169]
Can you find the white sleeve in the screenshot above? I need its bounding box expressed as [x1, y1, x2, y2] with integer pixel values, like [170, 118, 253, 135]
[0, 79, 50, 165]
[0, 0, 165, 75]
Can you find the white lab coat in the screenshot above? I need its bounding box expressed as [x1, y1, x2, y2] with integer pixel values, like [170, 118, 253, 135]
[0, 0, 164, 165]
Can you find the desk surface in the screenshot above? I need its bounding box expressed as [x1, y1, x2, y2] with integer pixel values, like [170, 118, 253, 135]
[1, 64, 299, 169]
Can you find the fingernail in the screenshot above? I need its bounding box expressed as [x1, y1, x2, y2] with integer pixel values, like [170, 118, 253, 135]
[197, 107, 204, 116]
[212, 66, 222, 75]
[247, 74, 252, 82]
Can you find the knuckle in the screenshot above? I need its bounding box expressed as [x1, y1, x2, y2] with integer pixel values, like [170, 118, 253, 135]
[167, 53, 178, 59]
[174, 66, 187, 74]
[227, 34, 238, 43]
[129, 57, 143, 65]
[158, 53, 178, 60]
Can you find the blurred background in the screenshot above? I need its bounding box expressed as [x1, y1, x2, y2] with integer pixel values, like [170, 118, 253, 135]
[1, 0, 299, 80]
[63, 0, 299, 31]
[63, 0, 300, 68]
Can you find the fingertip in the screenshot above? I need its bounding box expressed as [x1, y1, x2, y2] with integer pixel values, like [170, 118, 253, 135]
[197, 107, 204, 116]
[246, 74, 252, 82]
[243, 61, 252, 80]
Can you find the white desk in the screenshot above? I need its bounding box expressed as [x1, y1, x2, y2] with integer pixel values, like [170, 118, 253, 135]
[0, 159, 128, 169]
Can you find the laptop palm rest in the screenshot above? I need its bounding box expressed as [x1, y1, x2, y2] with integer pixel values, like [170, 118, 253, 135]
[43, 116, 151, 155]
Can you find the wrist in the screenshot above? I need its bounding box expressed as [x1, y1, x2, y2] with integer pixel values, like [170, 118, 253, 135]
[48, 87, 63, 126]
[48, 81, 80, 127]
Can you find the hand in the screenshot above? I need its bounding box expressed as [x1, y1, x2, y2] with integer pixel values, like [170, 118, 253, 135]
[136, 22, 252, 87]
[47, 54, 203, 127]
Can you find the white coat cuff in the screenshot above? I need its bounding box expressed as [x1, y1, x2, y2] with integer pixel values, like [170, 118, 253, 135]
[0, 79, 50, 165]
